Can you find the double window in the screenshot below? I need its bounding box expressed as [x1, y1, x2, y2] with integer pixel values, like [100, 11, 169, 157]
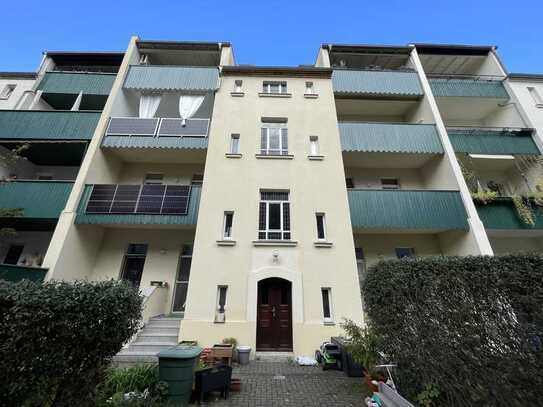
[258, 191, 290, 240]
[263, 81, 287, 94]
[261, 122, 288, 156]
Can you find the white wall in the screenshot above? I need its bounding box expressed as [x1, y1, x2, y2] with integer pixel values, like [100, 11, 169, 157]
[345, 167, 424, 189]
[490, 236, 543, 254]
[0, 78, 35, 110]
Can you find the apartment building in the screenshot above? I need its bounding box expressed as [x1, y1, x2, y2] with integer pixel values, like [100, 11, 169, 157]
[1, 37, 542, 359]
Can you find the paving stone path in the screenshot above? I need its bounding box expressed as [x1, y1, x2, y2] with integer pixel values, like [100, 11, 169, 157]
[197, 360, 369, 407]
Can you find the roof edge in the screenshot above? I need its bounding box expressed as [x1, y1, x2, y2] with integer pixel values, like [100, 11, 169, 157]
[413, 43, 495, 56]
[508, 73, 543, 81]
[137, 40, 230, 51]
[0, 72, 37, 79]
[222, 66, 332, 78]
[322, 43, 413, 54]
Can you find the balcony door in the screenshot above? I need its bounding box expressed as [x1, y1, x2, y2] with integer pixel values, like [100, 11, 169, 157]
[172, 245, 192, 313]
[120, 244, 148, 288]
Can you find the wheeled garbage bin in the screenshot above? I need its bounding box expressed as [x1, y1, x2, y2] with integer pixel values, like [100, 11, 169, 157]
[331, 336, 364, 377]
[158, 345, 203, 405]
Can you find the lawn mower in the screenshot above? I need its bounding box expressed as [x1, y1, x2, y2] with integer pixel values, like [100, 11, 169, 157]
[315, 342, 342, 370]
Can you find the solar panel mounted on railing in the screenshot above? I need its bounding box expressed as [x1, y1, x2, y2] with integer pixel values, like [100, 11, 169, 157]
[86, 184, 116, 213]
[106, 118, 159, 136]
[162, 185, 191, 214]
[158, 118, 209, 137]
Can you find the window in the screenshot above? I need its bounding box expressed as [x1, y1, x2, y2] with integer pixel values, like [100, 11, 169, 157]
[261, 123, 288, 156]
[263, 81, 287, 94]
[346, 178, 354, 189]
[395, 247, 415, 259]
[172, 244, 193, 313]
[230, 134, 240, 154]
[309, 136, 319, 156]
[223, 212, 234, 239]
[3, 244, 24, 265]
[528, 87, 543, 106]
[0, 84, 16, 100]
[215, 285, 228, 323]
[321, 288, 333, 323]
[305, 81, 315, 95]
[258, 191, 290, 240]
[381, 178, 400, 190]
[234, 80, 243, 93]
[316, 213, 326, 240]
[120, 243, 148, 288]
[355, 247, 366, 282]
[191, 174, 203, 185]
[144, 173, 163, 184]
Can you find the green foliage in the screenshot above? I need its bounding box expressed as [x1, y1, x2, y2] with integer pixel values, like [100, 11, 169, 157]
[95, 364, 168, 406]
[222, 337, 238, 348]
[340, 319, 380, 374]
[0, 279, 143, 406]
[512, 195, 536, 226]
[363, 255, 543, 406]
[470, 190, 497, 205]
[416, 383, 440, 407]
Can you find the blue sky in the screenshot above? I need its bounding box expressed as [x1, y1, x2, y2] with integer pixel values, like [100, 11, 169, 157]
[2, 0, 542, 73]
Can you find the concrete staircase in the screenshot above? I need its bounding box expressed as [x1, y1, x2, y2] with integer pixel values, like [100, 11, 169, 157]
[113, 315, 182, 367]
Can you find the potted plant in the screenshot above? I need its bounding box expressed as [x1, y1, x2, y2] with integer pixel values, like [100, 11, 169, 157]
[222, 337, 238, 361]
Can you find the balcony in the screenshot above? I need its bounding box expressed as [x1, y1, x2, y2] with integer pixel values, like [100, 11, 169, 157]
[347, 189, 468, 231]
[339, 122, 443, 154]
[476, 198, 543, 230]
[447, 127, 540, 155]
[0, 110, 100, 141]
[123, 65, 219, 92]
[75, 184, 201, 226]
[37, 71, 115, 96]
[0, 264, 47, 283]
[332, 69, 423, 98]
[428, 75, 509, 99]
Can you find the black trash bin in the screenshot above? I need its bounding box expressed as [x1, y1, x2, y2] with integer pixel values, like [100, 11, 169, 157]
[158, 345, 203, 405]
[331, 336, 365, 377]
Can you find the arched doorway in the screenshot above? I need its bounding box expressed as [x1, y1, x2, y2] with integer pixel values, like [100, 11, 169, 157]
[256, 277, 293, 351]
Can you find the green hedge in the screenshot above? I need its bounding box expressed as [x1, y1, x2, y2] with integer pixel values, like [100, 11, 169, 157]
[0, 279, 143, 406]
[363, 255, 543, 406]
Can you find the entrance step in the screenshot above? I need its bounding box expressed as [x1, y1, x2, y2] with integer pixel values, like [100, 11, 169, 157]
[255, 352, 295, 362]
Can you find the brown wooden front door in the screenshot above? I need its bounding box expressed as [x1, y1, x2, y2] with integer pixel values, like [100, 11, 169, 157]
[256, 278, 293, 351]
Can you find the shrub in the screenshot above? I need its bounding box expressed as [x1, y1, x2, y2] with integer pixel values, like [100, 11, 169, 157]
[0, 279, 143, 406]
[362, 255, 543, 406]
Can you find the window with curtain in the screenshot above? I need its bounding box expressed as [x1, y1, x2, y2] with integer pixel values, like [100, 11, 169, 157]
[139, 94, 162, 118]
[258, 191, 290, 240]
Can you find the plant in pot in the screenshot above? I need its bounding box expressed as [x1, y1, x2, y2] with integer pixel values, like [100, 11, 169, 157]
[222, 337, 238, 362]
[340, 319, 383, 393]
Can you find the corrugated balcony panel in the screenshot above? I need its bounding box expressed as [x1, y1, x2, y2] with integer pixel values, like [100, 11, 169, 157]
[348, 189, 468, 230]
[332, 69, 423, 97]
[37, 72, 115, 95]
[102, 135, 208, 150]
[0, 111, 100, 141]
[476, 198, 543, 229]
[123, 65, 219, 92]
[0, 181, 73, 219]
[75, 184, 201, 225]
[339, 122, 443, 154]
[429, 78, 509, 98]
[0, 264, 47, 283]
[447, 128, 540, 155]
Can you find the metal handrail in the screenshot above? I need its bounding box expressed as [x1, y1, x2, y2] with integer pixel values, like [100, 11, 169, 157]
[347, 188, 460, 193]
[105, 117, 210, 138]
[446, 126, 534, 133]
[427, 73, 505, 81]
[333, 67, 417, 73]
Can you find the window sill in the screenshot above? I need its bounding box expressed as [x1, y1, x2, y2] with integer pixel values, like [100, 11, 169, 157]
[536, 103, 543, 108]
[323, 321, 336, 326]
[304, 93, 319, 99]
[225, 153, 242, 158]
[217, 240, 236, 246]
[255, 154, 294, 160]
[230, 92, 245, 97]
[314, 241, 333, 248]
[252, 240, 298, 247]
[308, 155, 324, 161]
[258, 93, 292, 98]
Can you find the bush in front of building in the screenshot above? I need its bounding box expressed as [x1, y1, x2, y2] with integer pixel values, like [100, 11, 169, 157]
[362, 254, 543, 406]
[0, 279, 143, 406]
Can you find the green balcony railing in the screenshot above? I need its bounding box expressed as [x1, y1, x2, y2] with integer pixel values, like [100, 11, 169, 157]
[123, 65, 219, 92]
[75, 184, 201, 226]
[37, 71, 115, 95]
[429, 76, 509, 98]
[332, 69, 424, 97]
[340, 122, 443, 154]
[0, 110, 100, 141]
[447, 127, 540, 155]
[476, 198, 543, 229]
[348, 189, 468, 230]
[0, 264, 47, 282]
[0, 181, 74, 219]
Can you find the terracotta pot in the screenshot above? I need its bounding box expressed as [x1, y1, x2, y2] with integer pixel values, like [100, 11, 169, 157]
[230, 378, 241, 392]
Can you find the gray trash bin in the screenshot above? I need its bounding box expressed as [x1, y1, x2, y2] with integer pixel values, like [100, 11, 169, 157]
[237, 346, 251, 365]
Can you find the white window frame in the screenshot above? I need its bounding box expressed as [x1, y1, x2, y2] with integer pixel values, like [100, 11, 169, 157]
[171, 245, 192, 313]
[305, 81, 315, 95]
[309, 136, 319, 156]
[381, 178, 400, 190]
[144, 173, 164, 184]
[321, 287, 334, 324]
[316, 212, 327, 241]
[259, 192, 290, 240]
[234, 80, 243, 93]
[528, 86, 543, 107]
[0, 84, 16, 100]
[223, 211, 234, 240]
[261, 123, 288, 155]
[230, 134, 240, 154]
[263, 81, 287, 94]
[215, 285, 228, 323]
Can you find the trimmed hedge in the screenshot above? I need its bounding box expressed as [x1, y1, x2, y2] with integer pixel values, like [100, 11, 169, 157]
[0, 279, 143, 406]
[363, 255, 543, 406]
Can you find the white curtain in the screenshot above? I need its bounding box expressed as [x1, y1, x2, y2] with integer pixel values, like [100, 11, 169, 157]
[178, 95, 205, 126]
[139, 94, 162, 118]
[71, 91, 83, 111]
